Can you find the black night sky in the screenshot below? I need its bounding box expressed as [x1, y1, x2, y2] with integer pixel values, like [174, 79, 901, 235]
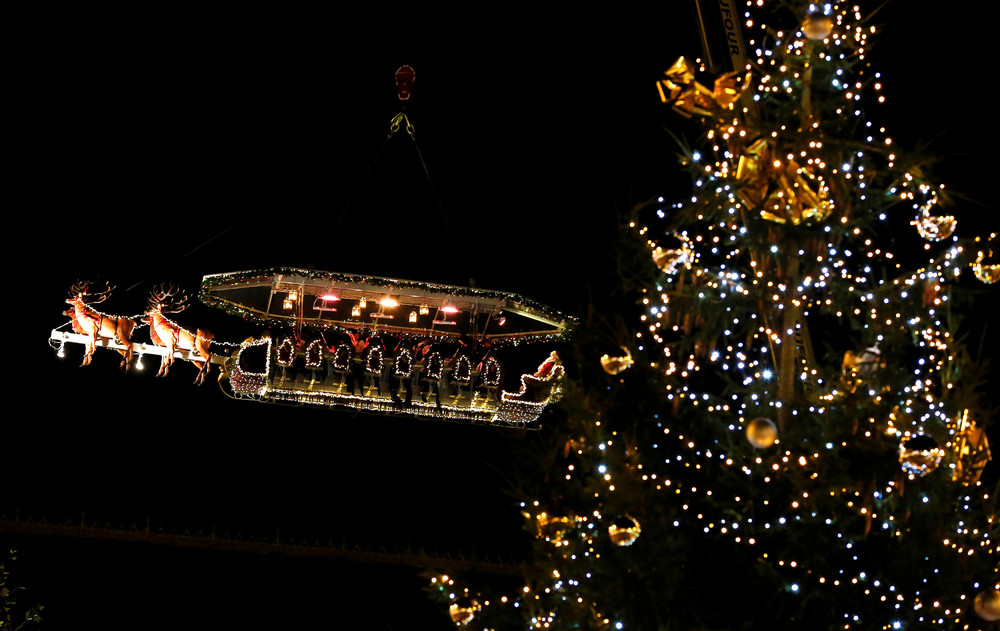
[7, 4, 998, 629]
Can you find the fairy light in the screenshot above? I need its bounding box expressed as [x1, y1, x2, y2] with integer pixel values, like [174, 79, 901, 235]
[276, 338, 296, 368]
[436, 2, 996, 628]
[304, 339, 324, 369]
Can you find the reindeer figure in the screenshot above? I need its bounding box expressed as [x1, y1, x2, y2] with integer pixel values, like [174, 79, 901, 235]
[65, 281, 136, 369]
[145, 283, 214, 385]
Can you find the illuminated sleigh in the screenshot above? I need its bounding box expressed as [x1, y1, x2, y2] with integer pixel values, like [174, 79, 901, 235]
[495, 360, 566, 425]
[206, 268, 574, 425]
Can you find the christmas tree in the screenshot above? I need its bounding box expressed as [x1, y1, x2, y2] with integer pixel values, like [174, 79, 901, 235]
[430, 1, 999, 629]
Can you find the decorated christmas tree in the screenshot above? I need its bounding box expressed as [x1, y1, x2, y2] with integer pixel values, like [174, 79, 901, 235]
[430, 1, 999, 629]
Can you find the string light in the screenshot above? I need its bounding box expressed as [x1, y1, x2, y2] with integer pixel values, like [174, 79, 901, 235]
[439, 1, 996, 628]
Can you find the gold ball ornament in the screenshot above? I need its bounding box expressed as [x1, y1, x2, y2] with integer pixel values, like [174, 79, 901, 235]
[911, 212, 957, 241]
[608, 515, 641, 546]
[746, 417, 778, 449]
[802, 12, 834, 40]
[898, 434, 943, 477]
[972, 234, 1000, 284]
[974, 589, 1000, 621]
[600, 347, 634, 375]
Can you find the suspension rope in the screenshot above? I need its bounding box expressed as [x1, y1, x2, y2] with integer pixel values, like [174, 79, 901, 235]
[123, 216, 254, 294]
[318, 109, 464, 266]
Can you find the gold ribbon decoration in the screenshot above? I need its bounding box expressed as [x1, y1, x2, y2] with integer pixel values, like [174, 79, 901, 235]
[531, 512, 575, 544]
[840, 346, 883, 394]
[656, 57, 751, 118]
[600, 346, 634, 375]
[651, 234, 695, 275]
[735, 138, 833, 225]
[951, 410, 992, 485]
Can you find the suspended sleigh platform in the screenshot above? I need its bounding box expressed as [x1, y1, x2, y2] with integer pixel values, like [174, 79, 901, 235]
[51, 67, 575, 426]
[52, 268, 573, 426]
[205, 268, 574, 426]
[200, 267, 572, 343]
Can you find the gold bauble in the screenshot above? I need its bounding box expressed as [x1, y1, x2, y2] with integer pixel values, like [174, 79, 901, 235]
[898, 434, 943, 477]
[973, 244, 1000, 284]
[911, 212, 957, 241]
[608, 515, 641, 546]
[746, 417, 778, 449]
[600, 347, 634, 375]
[974, 589, 1000, 622]
[802, 12, 833, 40]
[449, 602, 477, 625]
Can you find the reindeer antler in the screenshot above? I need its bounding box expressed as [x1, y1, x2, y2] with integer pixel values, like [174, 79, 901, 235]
[70, 280, 115, 303]
[148, 282, 191, 313]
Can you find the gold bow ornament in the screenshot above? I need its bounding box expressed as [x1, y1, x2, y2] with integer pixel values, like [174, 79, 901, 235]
[656, 56, 751, 118]
[735, 138, 833, 225]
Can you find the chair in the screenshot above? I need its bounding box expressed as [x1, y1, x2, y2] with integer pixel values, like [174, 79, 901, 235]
[449, 355, 472, 402]
[330, 343, 352, 392]
[304, 339, 324, 387]
[275, 337, 296, 383]
[474, 357, 501, 407]
[363, 346, 384, 396]
[393, 348, 414, 399]
[420, 352, 443, 404]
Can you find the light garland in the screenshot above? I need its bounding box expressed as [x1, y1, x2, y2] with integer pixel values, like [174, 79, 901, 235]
[221, 337, 558, 425]
[481, 357, 502, 387]
[423, 352, 444, 380]
[331, 343, 352, 371]
[444, 1, 997, 628]
[364, 346, 384, 375]
[276, 338, 296, 368]
[198, 267, 579, 340]
[451, 355, 471, 384]
[304, 339, 324, 369]
[394, 349, 413, 378]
